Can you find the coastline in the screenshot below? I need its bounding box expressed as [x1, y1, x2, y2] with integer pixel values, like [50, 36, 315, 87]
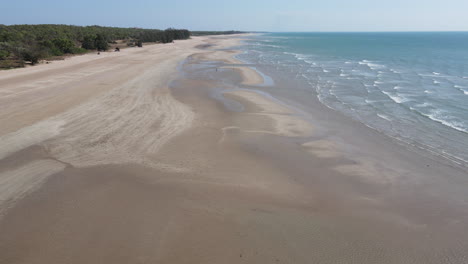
[1, 34, 468, 263]
[239, 33, 468, 169]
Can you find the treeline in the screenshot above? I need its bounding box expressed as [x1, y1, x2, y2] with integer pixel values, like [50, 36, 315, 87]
[191, 30, 245, 36]
[0, 24, 191, 68]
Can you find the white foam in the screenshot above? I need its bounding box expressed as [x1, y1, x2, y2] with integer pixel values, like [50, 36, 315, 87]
[389, 68, 403, 74]
[261, 44, 281, 48]
[453, 85, 468, 95]
[415, 102, 431, 108]
[368, 63, 385, 70]
[459, 89, 468, 95]
[358, 60, 385, 70]
[382, 91, 408, 104]
[377, 113, 393, 121]
[424, 110, 468, 133]
[365, 99, 384, 104]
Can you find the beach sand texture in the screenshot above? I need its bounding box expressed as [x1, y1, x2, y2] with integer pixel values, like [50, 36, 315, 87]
[1, 35, 468, 264]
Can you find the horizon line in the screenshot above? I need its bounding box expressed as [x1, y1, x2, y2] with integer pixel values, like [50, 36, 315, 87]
[2, 24, 468, 33]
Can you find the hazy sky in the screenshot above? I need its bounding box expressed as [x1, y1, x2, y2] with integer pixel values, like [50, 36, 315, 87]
[2, 0, 468, 31]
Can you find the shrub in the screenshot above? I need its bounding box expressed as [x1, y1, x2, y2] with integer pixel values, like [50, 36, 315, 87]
[81, 35, 96, 50]
[52, 38, 75, 53]
[21, 48, 44, 64]
[0, 49, 9, 60]
[95, 34, 108, 51]
[71, 47, 88, 54]
[40, 40, 63, 56]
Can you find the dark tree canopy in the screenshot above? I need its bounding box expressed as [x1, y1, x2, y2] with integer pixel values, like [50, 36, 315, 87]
[94, 34, 109, 51]
[0, 24, 192, 68]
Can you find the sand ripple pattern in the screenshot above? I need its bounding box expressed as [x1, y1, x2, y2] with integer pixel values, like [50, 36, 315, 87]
[0, 160, 66, 217]
[0, 55, 194, 219]
[0, 37, 209, 219]
[45, 66, 194, 169]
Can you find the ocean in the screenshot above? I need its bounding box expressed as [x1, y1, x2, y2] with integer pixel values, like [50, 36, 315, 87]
[237, 32, 468, 167]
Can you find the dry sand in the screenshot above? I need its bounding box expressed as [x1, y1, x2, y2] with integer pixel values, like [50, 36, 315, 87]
[1, 34, 468, 264]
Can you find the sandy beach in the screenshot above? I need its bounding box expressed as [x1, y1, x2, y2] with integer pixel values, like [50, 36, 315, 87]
[1, 34, 468, 264]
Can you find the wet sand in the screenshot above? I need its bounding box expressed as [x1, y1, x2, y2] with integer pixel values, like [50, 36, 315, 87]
[1, 35, 468, 263]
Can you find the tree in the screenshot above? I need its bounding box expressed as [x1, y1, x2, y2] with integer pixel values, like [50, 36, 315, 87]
[0, 42, 10, 59]
[52, 38, 75, 53]
[0, 24, 193, 68]
[81, 35, 96, 50]
[95, 34, 108, 51]
[21, 47, 45, 65]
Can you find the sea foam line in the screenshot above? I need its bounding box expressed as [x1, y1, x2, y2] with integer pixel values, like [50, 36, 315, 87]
[382, 91, 409, 104]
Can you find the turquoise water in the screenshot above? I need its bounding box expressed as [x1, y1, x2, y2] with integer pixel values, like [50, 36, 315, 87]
[238, 32, 468, 166]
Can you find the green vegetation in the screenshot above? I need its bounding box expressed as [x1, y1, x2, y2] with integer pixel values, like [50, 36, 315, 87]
[0, 24, 191, 68]
[136, 39, 143, 47]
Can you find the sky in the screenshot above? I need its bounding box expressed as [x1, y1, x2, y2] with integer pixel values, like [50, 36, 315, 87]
[2, 0, 468, 32]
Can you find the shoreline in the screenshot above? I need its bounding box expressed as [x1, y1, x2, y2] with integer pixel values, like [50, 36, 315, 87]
[241, 63, 468, 169]
[237, 34, 468, 170]
[1, 34, 468, 263]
